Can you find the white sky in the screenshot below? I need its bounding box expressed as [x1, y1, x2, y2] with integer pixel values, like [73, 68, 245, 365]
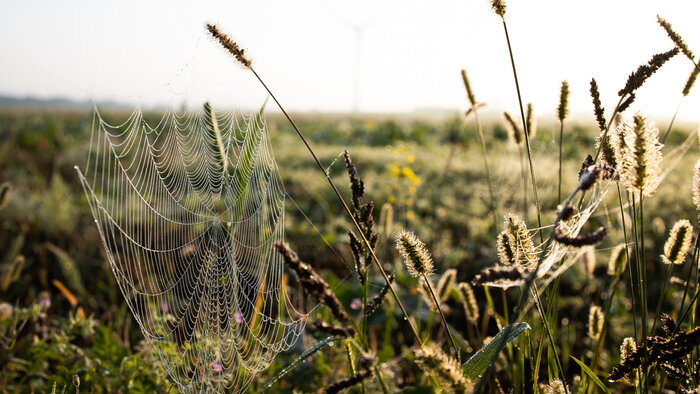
[1, 0, 700, 123]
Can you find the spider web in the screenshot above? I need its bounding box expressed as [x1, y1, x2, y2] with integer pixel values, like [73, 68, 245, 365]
[75, 104, 306, 392]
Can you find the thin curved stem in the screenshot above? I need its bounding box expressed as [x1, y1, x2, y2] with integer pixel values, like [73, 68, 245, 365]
[248, 67, 422, 346]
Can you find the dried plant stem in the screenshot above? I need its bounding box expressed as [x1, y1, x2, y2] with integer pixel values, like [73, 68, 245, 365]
[422, 273, 460, 359]
[501, 20, 543, 242]
[471, 104, 499, 236]
[247, 67, 422, 345]
[519, 148, 529, 222]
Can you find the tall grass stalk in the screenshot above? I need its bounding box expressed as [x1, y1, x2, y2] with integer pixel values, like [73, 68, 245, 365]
[462, 69, 499, 236]
[423, 274, 460, 359]
[206, 24, 422, 346]
[499, 18, 544, 242]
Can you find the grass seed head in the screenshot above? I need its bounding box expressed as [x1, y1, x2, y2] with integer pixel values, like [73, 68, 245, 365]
[458, 282, 479, 323]
[661, 219, 693, 265]
[491, 0, 506, 18]
[590, 78, 607, 132]
[682, 67, 699, 96]
[557, 80, 570, 122]
[396, 231, 434, 277]
[526, 103, 536, 139]
[379, 203, 394, 237]
[619, 337, 639, 385]
[618, 48, 679, 97]
[415, 344, 473, 392]
[503, 111, 523, 146]
[502, 213, 537, 270]
[657, 15, 695, 61]
[588, 305, 604, 339]
[206, 23, 252, 69]
[619, 113, 663, 196]
[607, 243, 628, 277]
[436, 269, 457, 302]
[461, 69, 477, 107]
[545, 380, 567, 394]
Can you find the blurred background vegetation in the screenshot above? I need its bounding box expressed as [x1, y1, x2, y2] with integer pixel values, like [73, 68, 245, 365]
[0, 107, 696, 392]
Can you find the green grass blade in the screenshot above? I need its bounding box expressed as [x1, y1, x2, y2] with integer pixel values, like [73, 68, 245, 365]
[570, 356, 611, 394]
[261, 336, 345, 390]
[462, 322, 530, 381]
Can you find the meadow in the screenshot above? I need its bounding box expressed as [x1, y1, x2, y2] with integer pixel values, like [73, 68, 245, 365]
[1, 8, 700, 394]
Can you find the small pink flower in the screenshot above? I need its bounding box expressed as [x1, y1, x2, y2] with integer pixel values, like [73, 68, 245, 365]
[234, 311, 243, 324]
[213, 363, 223, 373]
[161, 302, 169, 313]
[350, 298, 362, 310]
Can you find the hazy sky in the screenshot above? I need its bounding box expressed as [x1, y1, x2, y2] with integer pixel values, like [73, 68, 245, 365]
[2, 0, 700, 123]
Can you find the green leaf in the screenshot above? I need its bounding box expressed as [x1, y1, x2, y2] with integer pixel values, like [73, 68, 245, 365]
[462, 322, 530, 381]
[570, 356, 611, 394]
[261, 336, 344, 390]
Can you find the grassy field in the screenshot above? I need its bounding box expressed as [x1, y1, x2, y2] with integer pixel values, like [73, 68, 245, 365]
[0, 98, 697, 392]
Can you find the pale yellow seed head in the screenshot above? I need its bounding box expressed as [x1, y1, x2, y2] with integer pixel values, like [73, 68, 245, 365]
[693, 159, 700, 214]
[662, 219, 694, 265]
[436, 269, 457, 302]
[545, 379, 566, 394]
[415, 344, 473, 392]
[396, 231, 434, 277]
[619, 113, 663, 196]
[607, 244, 628, 277]
[588, 305, 604, 339]
[458, 282, 479, 323]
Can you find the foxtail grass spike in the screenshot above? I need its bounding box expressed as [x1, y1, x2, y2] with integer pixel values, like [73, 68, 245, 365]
[590, 79, 607, 132]
[597, 128, 619, 168]
[554, 226, 608, 247]
[490, 0, 506, 17]
[366, 273, 395, 316]
[557, 80, 570, 122]
[325, 356, 376, 394]
[618, 337, 639, 385]
[206, 24, 252, 69]
[396, 231, 434, 277]
[461, 69, 477, 107]
[343, 151, 364, 210]
[379, 203, 393, 237]
[618, 48, 679, 97]
[458, 282, 479, 323]
[617, 92, 635, 113]
[545, 380, 567, 394]
[619, 113, 664, 196]
[436, 269, 457, 302]
[589, 305, 604, 339]
[503, 111, 523, 146]
[472, 266, 527, 288]
[348, 230, 365, 286]
[526, 103, 536, 139]
[683, 67, 699, 96]
[557, 204, 576, 222]
[502, 213, 537, 270]
[607, 244, 628, 277]
[661, 219, 693, 265]
[311, 320, 356, 338]
[275, 243, 352, 322]
[657, 15, 695, 61]
[415, 344, 473, 392]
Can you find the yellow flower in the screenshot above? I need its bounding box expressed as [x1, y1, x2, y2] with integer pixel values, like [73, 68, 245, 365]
[406, 155, 415, 164]
[406, 211, 415, 220]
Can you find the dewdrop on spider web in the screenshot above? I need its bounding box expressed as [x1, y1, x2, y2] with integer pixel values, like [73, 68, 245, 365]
[75, 104, 307, 392]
